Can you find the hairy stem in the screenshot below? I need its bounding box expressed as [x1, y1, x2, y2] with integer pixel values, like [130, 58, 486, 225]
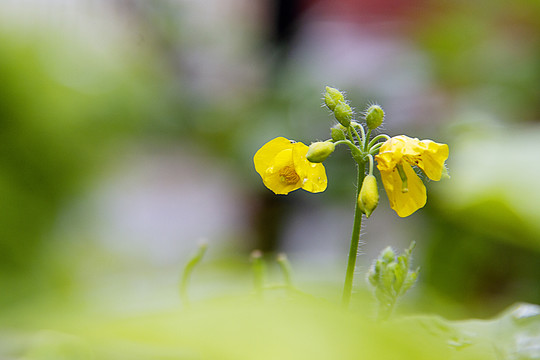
[342, 162, 366, 308]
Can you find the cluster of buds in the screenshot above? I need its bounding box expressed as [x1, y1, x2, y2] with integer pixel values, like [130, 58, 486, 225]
[312, 86, 386, 218]
[367, 242, 419, 319]
[324, 86, 351, 127]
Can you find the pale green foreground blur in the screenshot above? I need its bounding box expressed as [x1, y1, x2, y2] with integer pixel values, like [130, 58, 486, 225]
[1, 1, 540, 359]
[5, 297, 539, 359]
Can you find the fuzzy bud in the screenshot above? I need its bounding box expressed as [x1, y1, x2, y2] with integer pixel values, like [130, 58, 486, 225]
[381, 246, 396, 264]
[334, 101, 352, 127]
[324, 86, 345, 111]
[358, 174, 379, 217]
[306, 141, 335, 163]
[330, 125, 347, 141]
[365, 105, 384, 130]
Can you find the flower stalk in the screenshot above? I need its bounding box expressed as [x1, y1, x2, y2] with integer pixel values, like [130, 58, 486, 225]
[342, 161, 366, 308]
[180, 242, 208, 308]
[251, 250, 265, 299]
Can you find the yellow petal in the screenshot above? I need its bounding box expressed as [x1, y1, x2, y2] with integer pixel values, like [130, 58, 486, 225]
[376, 135, 418, 172]
[263, 173, 302, 195]
[292, 142, 327, 193]
[415, 140, 449, 181]
[262, 148, 302, 195]
[253, 137, 294, 179]
[380, 163, 426, 217]
[375, 150, 398, 173]
[376, 139, 401, 171]
[376, 135, 449, 182]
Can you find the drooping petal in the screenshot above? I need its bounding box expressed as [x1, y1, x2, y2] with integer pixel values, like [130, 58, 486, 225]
[397, 135, 424, 157]
[415, 140, 449, 181]
[292, 142, 327, 193]
[380, 163, 426, 217]
[376, 135, 421, 172]
[376, 137, 405, 171]
[375, 150, 399, 173]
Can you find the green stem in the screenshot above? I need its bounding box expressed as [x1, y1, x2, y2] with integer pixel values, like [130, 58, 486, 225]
[368, 134, 390, 149]
[277, 253, 293, 289]
[350, 125, 364, 145]
[251, 250, 265, 299]
[180, 242, 208, 308]
[352, 122, 366, 143]
[378, 299, 397, 321]
[364, 129, 372, 151]
[369, 143, 383, 154]
[347, 127, 356, 145]
[342, 161, 366, 308]
[367, 154, 374, 175]
[334, 140, 363, 160]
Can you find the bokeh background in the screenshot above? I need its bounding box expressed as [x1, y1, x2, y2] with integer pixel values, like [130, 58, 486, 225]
[1, 0, 540, 331]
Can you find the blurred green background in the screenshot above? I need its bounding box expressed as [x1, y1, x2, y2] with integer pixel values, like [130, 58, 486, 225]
[1, 0, 540, 357]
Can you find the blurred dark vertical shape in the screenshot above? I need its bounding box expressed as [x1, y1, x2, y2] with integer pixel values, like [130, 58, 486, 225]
[251, 192, 292, 253]
[265, 0, 306, 85]
[249, 0, 305, 253]
[271, 0, 303, 48]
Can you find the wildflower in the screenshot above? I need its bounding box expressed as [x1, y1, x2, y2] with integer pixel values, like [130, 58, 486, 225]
[375, 135, 449, 217]
[254, 137, 327, 195]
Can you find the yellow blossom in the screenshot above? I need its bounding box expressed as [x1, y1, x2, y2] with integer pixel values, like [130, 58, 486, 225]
[375, 135, 449, 217]
[254, 137, 327, 195]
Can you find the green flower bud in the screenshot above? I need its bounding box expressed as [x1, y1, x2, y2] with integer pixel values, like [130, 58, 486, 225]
[402, 269, 419, 294]
[382, 262, 397, 290]
[367, 267, 378, 287]
[330, 125, 346, 141]
[367, 242, 419, 320]
[306, 141, 335, 163]
[365, 105, 384, 130]
[381, 246, 396, 264]
[374, 259, 383, 275]
[358, 174, 379, 218]
[334, 101, 352, 127]
[324, 86, 345, 111]
[393, 259, 407, 292]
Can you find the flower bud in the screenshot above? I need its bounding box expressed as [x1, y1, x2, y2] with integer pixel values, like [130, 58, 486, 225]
[365, 105, 384, 130]
[381, 246, 396, 264]
[358, 174, 379, 217]
[324, 86, 345, 111]
[367, 266, 378, 287]
[334, 101, 352, 127]
[402, 270, 419, 294]
[306, 141, 335, 163]
[330, 125, 346, 141]
[382, 262, 397, 290]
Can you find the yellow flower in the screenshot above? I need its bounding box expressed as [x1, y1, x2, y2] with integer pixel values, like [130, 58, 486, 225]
[375, 135, 449, 217]
[254, 137, 327, 195]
